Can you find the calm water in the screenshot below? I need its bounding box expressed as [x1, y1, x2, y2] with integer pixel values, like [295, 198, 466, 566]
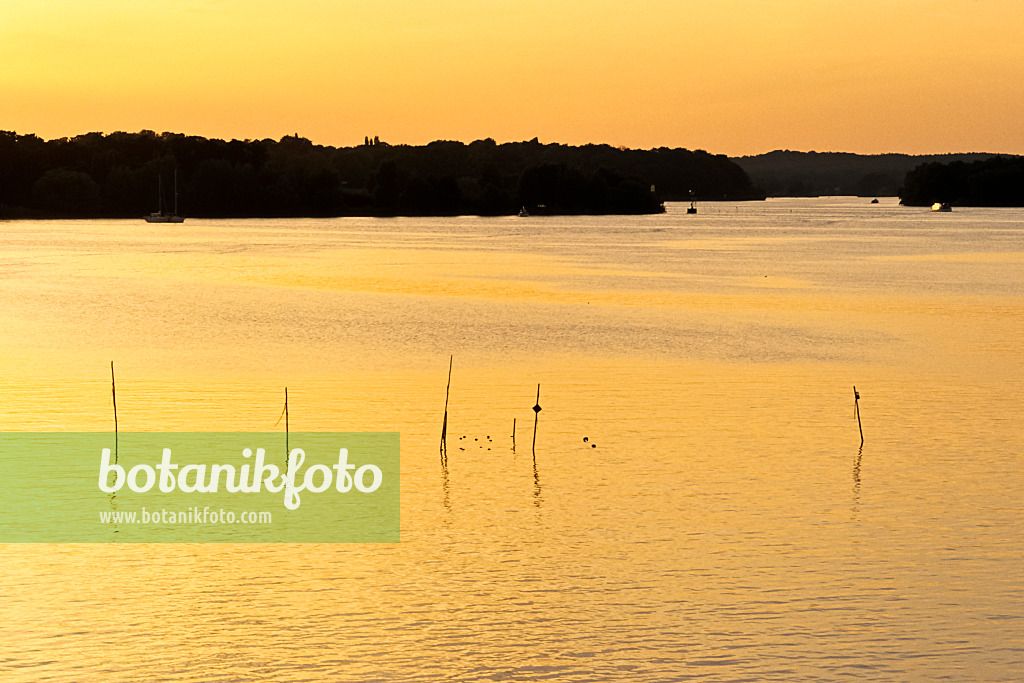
[1, 198, 1022, 681]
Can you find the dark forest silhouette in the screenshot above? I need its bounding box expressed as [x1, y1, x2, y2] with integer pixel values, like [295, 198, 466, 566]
[733, 150, 1008, 198]
[898, 156, 1024, 207]
[0, 131, 762, 219]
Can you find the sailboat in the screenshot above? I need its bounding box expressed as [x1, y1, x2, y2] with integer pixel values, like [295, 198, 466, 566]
[145, 170, 185, 223]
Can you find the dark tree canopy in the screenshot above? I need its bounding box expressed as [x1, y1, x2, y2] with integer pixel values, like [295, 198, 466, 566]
[899, 156, 1024, 207]
[0, 130, 762, 219]
[734, 150, 1008, 198]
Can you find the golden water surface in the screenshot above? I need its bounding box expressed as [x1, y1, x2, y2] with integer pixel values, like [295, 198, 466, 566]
[1, 198, 1022, 681]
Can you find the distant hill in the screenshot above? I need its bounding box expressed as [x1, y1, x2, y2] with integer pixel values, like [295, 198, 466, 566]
[0, 131, 761, 219]
[732, 150, 1008, 197]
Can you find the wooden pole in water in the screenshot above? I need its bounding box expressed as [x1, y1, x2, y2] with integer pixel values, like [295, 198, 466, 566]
[854, 386, 863, 447]
[441, 355, 452, 454]
[285, 387, 289, 466]
[531, 384, 541, 454]
[110, 361, 118, 461]
[512, 418, 516, 451]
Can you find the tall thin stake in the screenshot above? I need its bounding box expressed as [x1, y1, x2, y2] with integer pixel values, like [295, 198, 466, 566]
[285, 387, 290, 466]
[110, 361, 118, 462]
[853, 386, 864, 447]
[511, 418, 516, 451]
[441, 356, 452, 456]
[531, 384, 541, 454]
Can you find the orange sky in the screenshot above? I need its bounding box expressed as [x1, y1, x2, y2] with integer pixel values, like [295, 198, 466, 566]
[2, 0, 1022, 155]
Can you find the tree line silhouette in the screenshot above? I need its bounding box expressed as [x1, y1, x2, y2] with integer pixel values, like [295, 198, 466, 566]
[0, 131, 762, 219]
[733, 150, 1004, 198]
[898, 156, 1024, 207]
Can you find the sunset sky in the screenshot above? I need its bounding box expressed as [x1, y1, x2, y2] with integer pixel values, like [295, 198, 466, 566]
[3, 0, 1022, 156]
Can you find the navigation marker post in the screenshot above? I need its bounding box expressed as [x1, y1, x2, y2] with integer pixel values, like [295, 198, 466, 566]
[532, 384, 541, 455]
[854, 386, 864, 447]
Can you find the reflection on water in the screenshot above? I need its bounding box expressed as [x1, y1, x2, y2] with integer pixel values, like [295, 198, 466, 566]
[532, 451, 543, 509]
[852, 446, 863, 517]
[440, 455, 451, 519]
[1, 198, 1022, 680]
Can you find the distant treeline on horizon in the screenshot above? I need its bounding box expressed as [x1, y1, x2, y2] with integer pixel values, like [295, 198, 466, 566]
[0, 131, 763, 219]
[733, 150, 1024, 205]
[4, 132, 1020, 219]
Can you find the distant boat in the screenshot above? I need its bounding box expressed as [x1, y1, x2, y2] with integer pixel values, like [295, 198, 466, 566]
[518, 206, 529, 217]
[145, 171, 184, 223]
[931, 202, 952, 212]
[687, 189, 697, 214]
[871, 198, 879, 204]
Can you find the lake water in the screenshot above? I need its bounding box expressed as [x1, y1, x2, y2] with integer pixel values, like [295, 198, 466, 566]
[1, 198, 1022, 681]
